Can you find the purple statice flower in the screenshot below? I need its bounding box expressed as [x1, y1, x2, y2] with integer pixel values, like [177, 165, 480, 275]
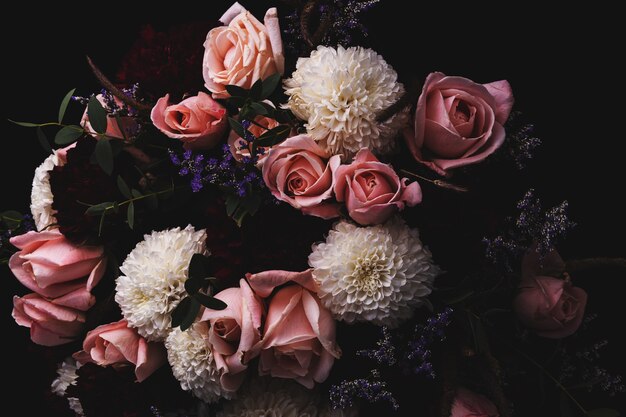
[329, 370, 399, 411]
[405, 308, 453, 378]
[357, 327, 396, 366]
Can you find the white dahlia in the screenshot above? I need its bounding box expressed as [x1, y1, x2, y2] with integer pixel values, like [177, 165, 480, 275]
[308, 218, 440, 327]
[51, 357, 81, 396]
[30, 149, 68, 231]
[283, 45, 407, 159]
[115, 225, 208, 341]
[165, 323, 231, 403]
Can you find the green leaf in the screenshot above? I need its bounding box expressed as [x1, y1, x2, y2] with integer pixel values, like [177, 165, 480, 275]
[189, 253, 212, 281]
[85, 202, 114, 216]
[228, 117, 246, 139]
[180, 298, 201, 330]
[54, 126, 83, 145]
[249, 102, 269, 116]
[8, 120, 40, 128]
[171, 297, 191, 328]
[36, 127, 52, 154]
[127, 201, 135, 229]
[184, 277, 203, 296]
[58, 88, 76, 124]
[256, 124, 291, 147]
[232, 206, 248, 227]
[117, 176, 132, 199]
[87, 95, 108, 134]
[95, 139, 114, 175]
[260, 73, 281, 99]
[225, 194, 239, 217]
[588, 409, 621, 417]
[1, 210, 23, 229]
[250, 78, 263, 100]
[114, 114, 128, 141]
[225, 84, 249, 98]
[240, 192, 262, 216]
[131, 188, 143, 199]
[194, 293, 227, 310]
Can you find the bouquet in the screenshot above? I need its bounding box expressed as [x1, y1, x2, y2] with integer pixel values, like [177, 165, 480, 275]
[2, 2, 624, 416]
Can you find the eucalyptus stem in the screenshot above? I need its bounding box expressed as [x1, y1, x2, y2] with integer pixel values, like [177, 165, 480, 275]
[400, 170, 469, 192]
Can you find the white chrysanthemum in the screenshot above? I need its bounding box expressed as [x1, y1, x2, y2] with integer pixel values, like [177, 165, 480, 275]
[308, 218, 440, 327]
[67, 397, 85, 417]
[51, 357, 81, 396]
[284, 45, 407, 159]
[218, 377, 351, 417]
[165, 323, 231, 403]
[115, 225, 208, 341]
[30, 150, 67, 231]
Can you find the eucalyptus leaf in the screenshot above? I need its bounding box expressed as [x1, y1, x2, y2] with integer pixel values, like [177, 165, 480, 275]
[260, 73, 281, 99]
[228, 117, 246, 139]
[8, 120, 40, 128]
[180, 298, 201, 331]
[58, 88, 76, 124]
[55, 126, 83, 145]
[131, 189, 143, 199]
[225, 84, 249, 98]
[467, 312, 489, 354]
[87, 95, 108, 134]
[171, 297, 192, 328]
[127, 201, 135, 229]
[256, 125, 291, 147]
[189, 253, 212, 281]
[117, 176, 132, 199]
[250, 78, 263, 100]
[85, 202, 113, 216]
[194, 293, 227, 310]
[95, 139, 114, 175]
[588, 409, 621, 417]
[185, 277, 203, 296]
[249, 102, 268, 116]
[36, 127, 52, 154]
[225, 195, 239, 217]
[1, 210, 23, 229]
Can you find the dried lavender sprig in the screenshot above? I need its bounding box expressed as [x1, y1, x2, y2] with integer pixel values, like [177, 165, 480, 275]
[405, 307, 453, 378]
[503, 111, 542, 169]
[329, 370, 399, 411]
[357, 326, 396, 366]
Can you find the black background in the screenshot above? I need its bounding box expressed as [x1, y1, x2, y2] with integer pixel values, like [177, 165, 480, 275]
[2, 2, 624, 416]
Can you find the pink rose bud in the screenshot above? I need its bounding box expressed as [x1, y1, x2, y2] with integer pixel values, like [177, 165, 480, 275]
[12, 293, 86, 346]
[404, 72, 514, 176]
[203, 3, 284, 98]
[334, 148, 422, 225]
[247, 270, 341, 388]
[73, 320, 166, 382]
[262, 135, 341, 219]
[151, 92, 228, 151]
[81, 93, 138, 140]
[9, 229, 106, 310]
[450, 388, 499, 417]
[201, 279, 264, 393]
[513, 248, 587, 338]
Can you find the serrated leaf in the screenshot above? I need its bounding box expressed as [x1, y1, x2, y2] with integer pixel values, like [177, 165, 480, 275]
[180, 298, 201, 331]
[55, 126, 83, 145]
[225, 195, 239, 217]
[1, 210, 23, 229]
[36, 127, 52, 154]
[8, 120, 40, 128]
[194, 293, 227, 310]
[127, 201, 135, 229]
[228, 117, 246, 139]
[189, 253, 212, 281]
[250, 78, 263, 100]
[225, 84, 249, 98]
[58, 88, 76, 124]
[95, 139, 114, 175]
[256, 124, 291, 147]
[171, 297, 192, 328]
[131, 188, 143, 199]
[588, 409, 621, 417]
[260, 73, 281, 99]
[117, 176, 132, 199]
[249, 102, 268, 116]
[88, 95, 108, 134]
[85, 202, 113, 216]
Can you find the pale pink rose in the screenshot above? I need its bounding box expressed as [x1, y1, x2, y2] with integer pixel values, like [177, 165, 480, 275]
[73, 320, 166, 382]
[201, 279, 263, 392]
[262, 135, 341, 219]
[450, 388, 499, 417]
[247, 270, 341, 388]
[151, 92, 228, 151]
[203, 2, 284, 98]
[12, 293, 86, 346]
[9, 229, 106, 310]
[513, 248, 587, 339]
[334, 148, 422, 225]
[81, 94, 138, 140]
[404, 72, 514, 176]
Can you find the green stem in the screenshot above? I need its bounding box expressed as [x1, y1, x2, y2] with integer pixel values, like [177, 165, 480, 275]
[101, 187, 177, 213]
[400, 170, 469, 192]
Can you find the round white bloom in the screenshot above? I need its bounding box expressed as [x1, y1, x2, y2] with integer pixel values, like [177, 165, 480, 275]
[283, 45, 407, 159]
[218, 377, 351, 417]
[31, 150, 68, 231]
[51, 357, 81, 396]
[116, 225, 208, 341]
[308, 218, 440, 327]
[165, 323, 231, 403]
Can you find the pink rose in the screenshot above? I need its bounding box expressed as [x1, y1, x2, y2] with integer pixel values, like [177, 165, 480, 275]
[9, 229, 106, 310]
[228, 112, 280, 166]
[247, 270, 341, 388]
[450, 388, 499, 417]
[151, 92, 227, 151]
[514, 248, 587, 339]
[334, 148, 422, 225]
[201, 279, 264, 392]
[73, 320, 166, 382]
[12, 293, 86, 346]
[262, 135, 341, 219]
[81, 94, 138, 140]
[404, 72, 514, 176]
[203, 2, 284, 98]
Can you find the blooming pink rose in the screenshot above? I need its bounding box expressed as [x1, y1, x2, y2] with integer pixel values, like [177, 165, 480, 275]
[9, 229, 106, 310]
[12, 293, 86, 346]
[73, 320, 166, 382]
[203, 2, 284, 98]
[228, 112, 280, 166]
[81, 94, 138, 140]
[247, 270, 341, 388]
[262, 135, 341, 219]
[334, 148, 422, 225]
[201, 279, 263, 392]
[450, 388, 499, 417]
[151, 92, 227, 151]
[404, 72, 514, 176]
[514, 248, 587, 339]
